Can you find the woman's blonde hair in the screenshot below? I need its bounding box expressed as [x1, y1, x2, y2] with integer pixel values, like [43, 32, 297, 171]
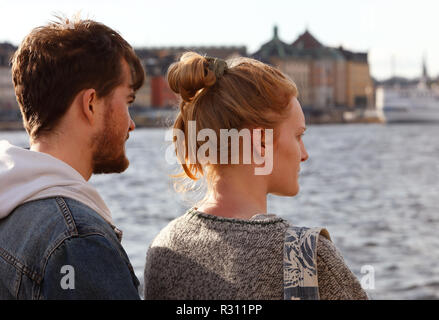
[168, 52, 298, 183]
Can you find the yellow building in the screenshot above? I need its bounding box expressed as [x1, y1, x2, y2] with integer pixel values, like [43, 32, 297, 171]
[273, 58, 310, 106]
[338, 47, 373, 108]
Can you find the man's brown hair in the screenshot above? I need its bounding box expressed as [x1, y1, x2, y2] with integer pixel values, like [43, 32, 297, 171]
[11, 16, 145, 139]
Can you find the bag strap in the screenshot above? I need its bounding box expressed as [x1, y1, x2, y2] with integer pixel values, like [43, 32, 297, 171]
[283, 225, 331, 300]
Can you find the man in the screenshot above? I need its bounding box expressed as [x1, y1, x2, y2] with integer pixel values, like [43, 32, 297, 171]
[0, 17, 145, 299]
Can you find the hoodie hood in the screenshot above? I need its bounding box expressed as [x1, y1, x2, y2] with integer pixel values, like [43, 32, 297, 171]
[0, 140, 114, 226]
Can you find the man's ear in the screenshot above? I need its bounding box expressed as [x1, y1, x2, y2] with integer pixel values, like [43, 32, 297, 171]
[80, 89, 98, 125]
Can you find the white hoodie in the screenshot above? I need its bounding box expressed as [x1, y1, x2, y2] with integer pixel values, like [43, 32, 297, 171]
[0, 140, 115, 227]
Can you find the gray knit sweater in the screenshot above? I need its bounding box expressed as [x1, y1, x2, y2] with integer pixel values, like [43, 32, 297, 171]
[144, 209, 368, 300]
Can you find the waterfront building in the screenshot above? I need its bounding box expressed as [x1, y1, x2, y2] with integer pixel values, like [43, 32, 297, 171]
[0, 42, 17, 111]
[251, 27, 373, 112]
[252, 26, 311, 107]
[0, 42, 16, 66]
[135, 46, 247, 108]
[292, 29, 346, 109]
[1, 30, 375, 125]
[337, 46, 374, 109]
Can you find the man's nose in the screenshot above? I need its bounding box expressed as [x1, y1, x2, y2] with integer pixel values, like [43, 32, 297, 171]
[129, 118, 136, 132]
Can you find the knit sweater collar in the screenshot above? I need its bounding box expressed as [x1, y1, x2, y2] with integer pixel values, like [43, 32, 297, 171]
[185, 207, 284, 225]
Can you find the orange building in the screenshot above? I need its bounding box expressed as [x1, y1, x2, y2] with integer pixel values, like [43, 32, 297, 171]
[150, 76, 178, 107]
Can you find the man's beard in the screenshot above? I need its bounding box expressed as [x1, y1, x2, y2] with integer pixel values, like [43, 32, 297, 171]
[91, 122, 130, 174]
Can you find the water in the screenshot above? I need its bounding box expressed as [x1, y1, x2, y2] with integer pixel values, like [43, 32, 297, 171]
[2, 124, 439, 300]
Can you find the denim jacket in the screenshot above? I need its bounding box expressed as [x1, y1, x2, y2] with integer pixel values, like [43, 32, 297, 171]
[0, 196, 140, 299]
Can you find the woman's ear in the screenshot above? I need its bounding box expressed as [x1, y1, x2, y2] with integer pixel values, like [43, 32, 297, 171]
[251, 128, 274, 176]
[252, 128, 266, 162]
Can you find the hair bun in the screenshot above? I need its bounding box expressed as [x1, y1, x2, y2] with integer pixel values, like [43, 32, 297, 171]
[205, 56, 228, 78]
[167, 52, 217, 102]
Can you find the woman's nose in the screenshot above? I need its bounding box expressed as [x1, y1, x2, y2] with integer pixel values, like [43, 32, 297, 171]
[301, 144, 309, 162]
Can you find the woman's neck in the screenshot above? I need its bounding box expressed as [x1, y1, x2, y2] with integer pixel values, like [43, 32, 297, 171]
[197, 170, 268, 220]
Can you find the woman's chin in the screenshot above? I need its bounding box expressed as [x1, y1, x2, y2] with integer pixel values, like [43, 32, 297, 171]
[271, 185, 299, 197]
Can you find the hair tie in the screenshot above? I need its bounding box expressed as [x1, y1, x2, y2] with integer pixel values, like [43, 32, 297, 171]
[205, 56, 228, 79]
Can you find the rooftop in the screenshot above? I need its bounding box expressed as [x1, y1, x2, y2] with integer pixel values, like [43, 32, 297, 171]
[291, 29, 323, 50]
[252, 26, 307, 62]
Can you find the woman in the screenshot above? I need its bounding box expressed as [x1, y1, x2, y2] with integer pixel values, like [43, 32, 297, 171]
[144, 52, 368, 300]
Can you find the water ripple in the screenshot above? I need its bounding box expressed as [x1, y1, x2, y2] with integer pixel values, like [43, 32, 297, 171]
[2, 124, 439, 299]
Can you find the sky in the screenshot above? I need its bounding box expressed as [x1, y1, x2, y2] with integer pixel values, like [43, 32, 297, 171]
[0, 0, 438, 80]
